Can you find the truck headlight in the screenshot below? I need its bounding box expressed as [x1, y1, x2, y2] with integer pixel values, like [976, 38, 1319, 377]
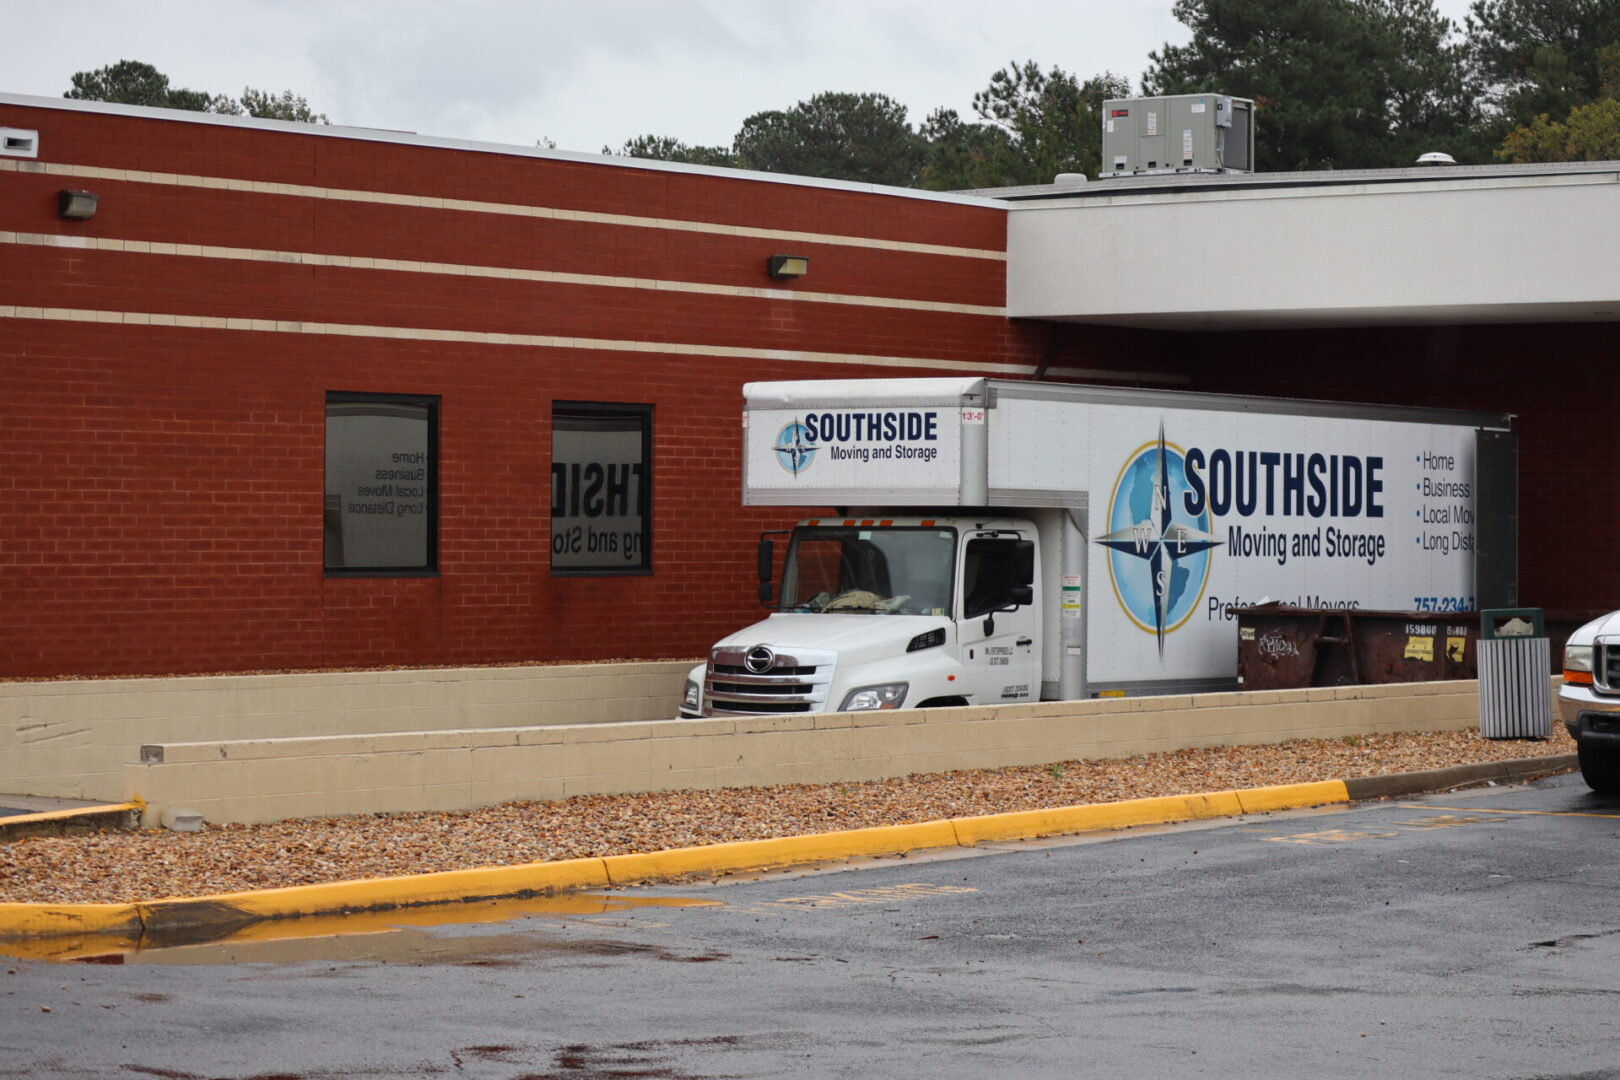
[1565, 644, 1594, 686]
[682, 679, 701, 709]
[839, 682, 908, 711]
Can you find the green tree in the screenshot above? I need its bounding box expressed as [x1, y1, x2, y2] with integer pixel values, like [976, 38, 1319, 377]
[972, 63, 1131, 183]
[608, 134, 737, 167]
[1145, 0, 1484, 170]
[1494, 40, 1620, 159]
[731, 92, 926, 186]
[66, 61, 330, 124]
[916, 107, 1021, 190]
[65, 59, 236, 113]
[1497, 94, 1620, 157]
[1467, 0, 1620, 128]
[238, 87, 329, 124]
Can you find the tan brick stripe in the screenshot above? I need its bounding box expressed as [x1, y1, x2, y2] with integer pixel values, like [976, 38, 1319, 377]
[0, 230, 1005, 317]
[0, 158, 1006, 261]
[0, 304, 1044, 376]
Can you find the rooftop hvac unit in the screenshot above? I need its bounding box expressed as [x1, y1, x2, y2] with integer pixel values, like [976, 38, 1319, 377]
[1099, 95, 1254, 178]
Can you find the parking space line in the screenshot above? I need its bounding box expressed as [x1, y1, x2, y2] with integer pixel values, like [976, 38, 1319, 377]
[726, 883, 979, 916]
[1396, 804, 1620, 819]
[1266, 828, 1404, 845]
[1265, 812, 1513, 846]
[1388, 815, 1511, 830]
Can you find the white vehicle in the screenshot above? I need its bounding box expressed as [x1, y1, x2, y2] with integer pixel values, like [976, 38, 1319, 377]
[1558, 617, 1620, 792]
[679, 378, 1514, 718]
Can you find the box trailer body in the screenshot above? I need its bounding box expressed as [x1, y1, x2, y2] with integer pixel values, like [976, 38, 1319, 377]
[679, 378, 1515, 718]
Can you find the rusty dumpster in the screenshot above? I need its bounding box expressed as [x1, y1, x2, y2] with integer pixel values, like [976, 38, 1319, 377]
[1235, 605, 1480, 690]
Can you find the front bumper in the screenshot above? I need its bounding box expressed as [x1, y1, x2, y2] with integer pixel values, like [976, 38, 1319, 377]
[1557, 683, 1620, 747]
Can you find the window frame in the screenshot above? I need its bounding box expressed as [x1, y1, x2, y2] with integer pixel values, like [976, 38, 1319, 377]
[323, 390, 441, 578]
[550, 400, 654, 577]
[962, 536, 1026, 619]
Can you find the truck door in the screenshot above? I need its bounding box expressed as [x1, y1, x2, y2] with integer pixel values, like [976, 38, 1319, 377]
[959, 533, 1039, 704]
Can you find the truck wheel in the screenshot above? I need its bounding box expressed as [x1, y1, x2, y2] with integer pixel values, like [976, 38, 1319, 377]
[1578, 741, 1620, 795]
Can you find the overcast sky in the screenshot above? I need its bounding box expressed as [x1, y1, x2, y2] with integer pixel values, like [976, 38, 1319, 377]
[8, 0, 1481, 155]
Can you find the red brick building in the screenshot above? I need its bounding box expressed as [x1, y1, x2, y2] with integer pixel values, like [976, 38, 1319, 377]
[1, 93, 1613, 678]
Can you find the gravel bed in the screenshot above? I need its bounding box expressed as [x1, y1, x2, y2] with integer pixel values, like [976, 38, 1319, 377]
[0, 726, 1575, 905]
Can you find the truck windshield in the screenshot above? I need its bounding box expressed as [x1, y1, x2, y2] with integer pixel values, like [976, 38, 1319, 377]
[779, 526, 957, 615]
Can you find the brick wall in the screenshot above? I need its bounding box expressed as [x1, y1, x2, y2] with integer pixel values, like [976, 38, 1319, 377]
[0, 102, 1079, 677]
[5, 99, 1599, 679]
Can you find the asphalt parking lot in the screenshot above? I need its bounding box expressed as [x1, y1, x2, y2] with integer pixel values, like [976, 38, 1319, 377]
[3, 773, 1617, 1079]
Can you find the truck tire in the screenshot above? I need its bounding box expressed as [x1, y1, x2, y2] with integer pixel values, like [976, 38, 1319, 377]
[1578, 741, 1620, 795]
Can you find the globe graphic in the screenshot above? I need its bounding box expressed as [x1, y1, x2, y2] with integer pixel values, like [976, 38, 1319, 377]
[1105, 443, 1214, 634]
[773, 422, 816, 474]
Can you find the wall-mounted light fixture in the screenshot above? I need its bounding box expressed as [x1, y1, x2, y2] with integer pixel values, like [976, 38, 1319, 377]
[766, 254, 808, 280]
[58, 189, 99, 220]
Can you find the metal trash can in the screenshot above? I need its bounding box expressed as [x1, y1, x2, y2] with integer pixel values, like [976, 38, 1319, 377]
[1478, 608, 1552, 739]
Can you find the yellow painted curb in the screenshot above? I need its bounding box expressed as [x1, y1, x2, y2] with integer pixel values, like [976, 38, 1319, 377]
[1235, 780, 1350, 814]
[0, 780, 1356, 944]
[603, 821, 960, 886]
[950, 791, 1249, 845]
[0, 902, 143, 940]
[138, 856, 611, 933]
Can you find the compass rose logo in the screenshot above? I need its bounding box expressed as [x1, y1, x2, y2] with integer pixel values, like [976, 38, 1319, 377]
[773, 420, 817, 475]
[1098, 422, 1222, 656]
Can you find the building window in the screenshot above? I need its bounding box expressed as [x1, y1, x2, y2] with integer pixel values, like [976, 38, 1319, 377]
[324, 392, 438, 574]
[551, 402, 652, 575]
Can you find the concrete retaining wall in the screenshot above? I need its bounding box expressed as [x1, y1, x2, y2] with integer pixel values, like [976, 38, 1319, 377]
[0, 662, 694, 801]
[124, 678, 1530, 826]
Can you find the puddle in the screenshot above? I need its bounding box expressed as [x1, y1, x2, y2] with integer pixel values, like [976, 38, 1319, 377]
[1, 892, 721, 965]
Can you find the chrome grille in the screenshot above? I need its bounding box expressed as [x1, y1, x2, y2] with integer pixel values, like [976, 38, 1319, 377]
[1598, 641, 1620, 692]
[703, 645, 835, 716]
[711, 662, 819, 677]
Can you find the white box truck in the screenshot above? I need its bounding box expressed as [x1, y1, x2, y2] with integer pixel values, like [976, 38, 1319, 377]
[679, 378, 1516, 718]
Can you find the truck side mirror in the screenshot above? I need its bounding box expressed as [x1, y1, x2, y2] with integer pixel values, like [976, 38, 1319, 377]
[758, 582, 773, 605]
[1008, 585, 1033, 607]
[757, 538, 774, 583]
[1013, 540, 1035, 586]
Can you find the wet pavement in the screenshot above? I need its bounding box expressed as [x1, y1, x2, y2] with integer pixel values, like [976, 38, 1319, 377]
[0, 795, 103, 819]
[12, 893, 723, 966]
[2, 774, 1618, 1078]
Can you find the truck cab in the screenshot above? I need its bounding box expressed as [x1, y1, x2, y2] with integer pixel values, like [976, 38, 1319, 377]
[679, 515, 1038, 718]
